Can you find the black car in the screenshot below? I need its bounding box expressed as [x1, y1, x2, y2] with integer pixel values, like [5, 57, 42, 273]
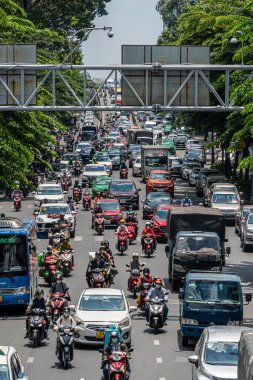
[195, 168, 222, 197]
[108, 179, 141, 210]
[175, 134, 187, 149]
[80, 146, 95, 164]
[108, 149, 121, 169]
[142, 192, 172, 219]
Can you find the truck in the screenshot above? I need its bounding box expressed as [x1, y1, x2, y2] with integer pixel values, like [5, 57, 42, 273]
[127, 128, 153, 146]
[179, 271, 251, 347]
[141, 146, 170, 182]
[165, 206, 230, 291]
[238, 329, 253, 380]
[81, 125, 97, 141]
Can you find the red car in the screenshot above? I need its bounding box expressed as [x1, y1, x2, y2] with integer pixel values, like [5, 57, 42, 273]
[99, 198, 122, 227]
[151, 205, 171, 242]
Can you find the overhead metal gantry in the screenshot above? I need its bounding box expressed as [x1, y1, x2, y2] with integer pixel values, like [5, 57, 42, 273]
[0, 63, 252, 112]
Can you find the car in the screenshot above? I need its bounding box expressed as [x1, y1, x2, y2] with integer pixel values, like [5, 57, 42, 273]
[107, 149, 121, 169]
[91, 176, 112, 198]
[113, 143, 127, 160]
[188, 166, 201, 187]
[82, 164, 109, 186]
[33, 183, 64, 210]
[127, 144, 140, 158]
[235, 205, 253, 236]
[35, 202, 76, 237]
[99, 198, 122, 227]
[186, 139, 201, 151]
[181, 162, 201, 181]
[210, 190, 241, 222]
[62, 152, 80, 163]
[73, 288, 136, 346]
[132, 156, 142, 177]
[195, 168, 222, 196]
[93, 154, 112, 173]
[241, 212, 253, 252]
[129, 148, 141, 168]
[108, 179, 141, 210]
[151, 205, 171, 242]
[168, 157, 183, 176]
[75, 142, 91, 154]
[59, 160, 72, 177]
[142, 192, 172, 219]
[146, 170, 174, 197]
[108, 131, 120, 140]
[183, 150, 206, 166]
[188, 325, 246, 380]
[0, 346, 27, 380]
[175, 134, 187, 149]
[202, 176, 228, 205]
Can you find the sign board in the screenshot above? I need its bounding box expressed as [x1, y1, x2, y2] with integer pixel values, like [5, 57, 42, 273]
[121, 45, 209, 107]
[0, 45, 36, 105]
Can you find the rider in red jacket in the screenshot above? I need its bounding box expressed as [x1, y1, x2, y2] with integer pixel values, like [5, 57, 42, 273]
[141, 222, 157, 252]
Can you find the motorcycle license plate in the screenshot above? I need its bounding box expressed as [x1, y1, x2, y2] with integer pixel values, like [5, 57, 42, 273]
[96, 331, 104, 339]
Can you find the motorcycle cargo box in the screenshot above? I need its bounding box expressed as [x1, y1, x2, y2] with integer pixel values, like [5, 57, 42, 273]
[38, 253, 43, 267]
[103, 324, 123, 348]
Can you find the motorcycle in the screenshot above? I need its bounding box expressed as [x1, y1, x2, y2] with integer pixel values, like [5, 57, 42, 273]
[73, 188, 81, 203]
[127, 268, 141, 299]
[13, 197, 21, 211]
[83, 194, 91, 210]
[90, 268, 106, 288]
[62, 180, 69, 193]
[126, 222, 137, 245]
[94, 213, 105, 235]
[27, 308, 47, 348]
[55, 326, 75, 370]
[74, 166, 81, 177]
[41, 255, 62, 284]
[60, 250, 73, 277]
[49, 292, 66, 323]
[107, 351, 130, 380]
[143, 233, 154, 257]
[116, 231, 128, 256]
[48, 232, 61, 248]
[147, 296, 167, 335]
[120, 168, 128, 179]
[138, 282, 151, 311]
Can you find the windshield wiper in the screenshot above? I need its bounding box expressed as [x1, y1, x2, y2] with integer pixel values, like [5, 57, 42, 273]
[186, 300, 215, 308]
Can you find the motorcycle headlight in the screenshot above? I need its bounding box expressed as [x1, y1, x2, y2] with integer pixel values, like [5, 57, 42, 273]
[37, 217, 44, 223]
[119, 317, 130, 328]
[15, 286, 30, 294]
[181, 318, 198, 325]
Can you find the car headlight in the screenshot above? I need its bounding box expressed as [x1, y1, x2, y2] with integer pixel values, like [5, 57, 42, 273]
[119, 317, 130, 328]
[15, 286, 30, 294]
[181, 318, 198, 325]
[75, 316, 86, 328]
[173, 264, 186, 272]
[37, 217, 44, 223]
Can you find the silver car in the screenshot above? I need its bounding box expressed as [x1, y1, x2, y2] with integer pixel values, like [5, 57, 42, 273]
[241, 212, 253, 252]
[188, 325, 246, 380]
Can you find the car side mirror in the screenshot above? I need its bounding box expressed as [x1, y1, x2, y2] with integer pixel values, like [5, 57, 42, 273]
[178, 288, 184, 300]
[165, 245, 170, 254]
[32, 191, 36, 195]
[188, 355, 198, 364]
[129, 306, 137, 312]
[226, 247, 231, 256]
[33, 211, 39, 216]
[69, 305, 76, 313]
[239, 192, 243, 196]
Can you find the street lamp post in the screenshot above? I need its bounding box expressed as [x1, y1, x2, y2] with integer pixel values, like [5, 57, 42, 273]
[230, 30, 244, 65]
[61, 26, 114, 65]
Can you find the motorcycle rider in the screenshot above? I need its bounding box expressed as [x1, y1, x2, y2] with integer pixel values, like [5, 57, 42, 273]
[58, 235, 74, 266]
[83, 183, 92, 195]
[127, 253, 144, 290]
[86, 251, 106, 288]
[55, 307, 76, 355]
[25, 288, 49, 339]
[119, 159, 128, 178]
[125, 208, 138, 234]
[49, 274, 70, 305]
[101, 331, 131, 380]
[92, 201, 104, 228]
[101, 240, 113, 259]
[141, 222, 157, 253]
[99, 247, 116, 286]
[115, 218, 129, 250]
[181, 192, 193, 206]
[93, 192, 104, 205]
[145, 278, 168, 324]
[138, 268, 153, 288]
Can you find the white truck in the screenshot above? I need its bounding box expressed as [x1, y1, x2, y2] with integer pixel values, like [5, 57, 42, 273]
[141, 146, 170, 182]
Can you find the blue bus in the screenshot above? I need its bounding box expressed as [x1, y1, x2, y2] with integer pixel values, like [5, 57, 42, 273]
[0, 217, 38, 306]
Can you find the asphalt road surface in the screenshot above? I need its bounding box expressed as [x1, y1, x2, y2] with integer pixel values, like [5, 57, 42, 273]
[0, 145, 252, 380]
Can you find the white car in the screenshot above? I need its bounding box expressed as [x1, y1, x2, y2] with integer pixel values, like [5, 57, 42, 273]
[132, 156, 142, 177]
[35, 202, 76, 237]
[33, 183, 64, 210]
[0, 346, 27, 379]
[82, 164, 109, 186]
[73, 288, 136, 346]
[95, 156, 113, 172]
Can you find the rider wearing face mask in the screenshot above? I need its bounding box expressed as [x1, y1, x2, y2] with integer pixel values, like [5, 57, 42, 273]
[25, 288, 49, 339]
[55, 307, 76, 355]
[145, 278, 169, 324]
[49, 274, 70, 305]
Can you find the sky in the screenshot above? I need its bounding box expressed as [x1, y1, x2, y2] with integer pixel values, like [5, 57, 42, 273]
[82, 0, 163, 79]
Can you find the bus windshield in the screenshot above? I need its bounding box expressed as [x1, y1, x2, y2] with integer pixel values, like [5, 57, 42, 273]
[0, 235, 27, 276]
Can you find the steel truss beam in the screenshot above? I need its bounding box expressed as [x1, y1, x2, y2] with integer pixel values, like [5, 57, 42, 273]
[0, 63, 252, 112]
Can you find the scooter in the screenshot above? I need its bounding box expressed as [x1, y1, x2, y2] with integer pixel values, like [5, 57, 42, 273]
[41, 255, 62, 284]
[147, 296, 167, 335]
[116, 231, 128, 256]
[107, 351, 130, 380]
[143, 233, 154, 257]
[49, 292, 66, 323]
[60, 250, 73, 277]
[73, 188, 81, 203]
[138, 282, 151, 311]
[90, 268, 106, 288]
[94, 213, 105, 235]
[54, 326, 76, 370]
[126, 222, 137, 245]
[13, 197, 21, 211]
[48, 232, 61, 248]
[127, 268, 141, 299]
[27, 308, 47, 348]
[83, 194, 91, 210]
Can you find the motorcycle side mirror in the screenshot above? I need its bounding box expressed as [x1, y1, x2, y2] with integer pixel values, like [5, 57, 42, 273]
[178, 288, 184, 300]
[33, 211, 39, 216]
[126, 264, 130, 267]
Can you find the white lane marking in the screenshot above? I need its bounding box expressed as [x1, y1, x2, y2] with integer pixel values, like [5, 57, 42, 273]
[74, 236, 83, 242]
[37, 239, 41, 242]
[27, 357, 34, 363]
[27, 204, 33, 209]
[94, 236, 103, 242]
[154, 340, 160, 346]
[156, 357, 163, 364]
[159, 378, 166, 380]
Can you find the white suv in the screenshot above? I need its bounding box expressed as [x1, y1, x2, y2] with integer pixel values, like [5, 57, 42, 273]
[33, 183, 64, 210]
[0, 346, 27, 379]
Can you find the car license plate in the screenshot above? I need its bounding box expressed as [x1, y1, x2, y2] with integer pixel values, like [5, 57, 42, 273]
[96, 331, 104, 339]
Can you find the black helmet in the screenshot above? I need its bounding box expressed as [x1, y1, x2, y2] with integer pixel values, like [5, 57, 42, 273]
[63, 307, 70, 318]
[143, 268, 150, 275]
[103, 240, 109, 248]
[36, 288, 44, 297]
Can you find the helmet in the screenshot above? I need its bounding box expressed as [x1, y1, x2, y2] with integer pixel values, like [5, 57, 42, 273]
[103, 240, 109, 248]
[132, 253, 139, 258]
[154, 278, 162, 288]
[56, 274, 62, 282]
[119, 218, 125, 223]
[110, 331, 119, 343]
[143, 268, 150, 275]
[36, 288, 44, 297]
[63, 307, 70, 318]
[43, 198, 48, 204]
[146, 222, 151, 227]
[47, 245, 53, 251]
[85, 184, 89, 187]
[59, 214, 65, 220]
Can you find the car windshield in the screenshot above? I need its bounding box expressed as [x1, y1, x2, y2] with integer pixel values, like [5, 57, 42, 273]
[40, 206, 69, 215]
[176, 235, 219, 254]
[85, 166, 105, 172]
[212, 193, 238, 204]
[154, 209, 168, 219]
[147, 193, 171, 204]
[0, 365, 9, 380]
[170, 159, 183, 166]
[145, 156, 167, 167]
[150, 173, 170, 180]
[110, 183, 135, 192]
[204, 342, 238, 366]
[97, 156, 110, 162]
[185, 280, 240, 303]
[96, 178, 111, 185]
[77, 143, 89, 149]
[37, 187, 61, 195]
[100, 202, 120, 211]
[248, 214, 253, 224]
[60, 163, 69, 170]
[0, 235, 27, 276]
[79, 295, 125, 311]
